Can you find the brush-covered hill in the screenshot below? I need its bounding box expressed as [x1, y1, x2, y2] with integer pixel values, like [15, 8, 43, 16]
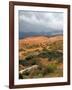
[19, 35, 63, 79]
[19, 36, 63, 49]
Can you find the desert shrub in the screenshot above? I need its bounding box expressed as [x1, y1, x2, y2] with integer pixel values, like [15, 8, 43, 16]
[25, 52, 39, 60]
[34, 49, 40, 52]
[24, 44, 30, 49]
[37, 73, 43, 77]
[46, 64, 57, 73]
[49, 40, 63, 51]
[38, 50, 63, 62]
[31, 59, 37, 65]
[29, 59, 39, 66]
[32, 44, 39, 48]
[20, 56, 38, 66]
[37, 65, 48, 76]
[32, 69, 44, 78]
[41, 67, 48, 76]
[43, 47, 48, 51]
[38, 51, 49, 58]
[19, 73, 23, 79]
[19, 48, 24, 52]
[25, 55, 34, 60]
[23, 71, 30, 76]
[19, 60, 29, 66]
[57, 56, 63, 63]
[24, 44, 39, 49]
[19, 48, 26, 52]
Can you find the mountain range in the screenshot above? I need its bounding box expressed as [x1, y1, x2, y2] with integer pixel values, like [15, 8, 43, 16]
[19, 30, 63, 39]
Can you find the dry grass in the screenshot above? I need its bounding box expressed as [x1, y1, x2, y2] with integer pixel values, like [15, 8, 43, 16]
[19, 35, 63, 79]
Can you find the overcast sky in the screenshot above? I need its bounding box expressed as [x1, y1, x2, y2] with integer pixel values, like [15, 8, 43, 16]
[19, 10, 63, 33]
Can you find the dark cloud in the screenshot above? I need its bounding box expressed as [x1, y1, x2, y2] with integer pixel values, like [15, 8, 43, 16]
[19, 10, 63, 33]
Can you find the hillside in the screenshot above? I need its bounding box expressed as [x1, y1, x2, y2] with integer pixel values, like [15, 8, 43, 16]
[19, 36, 62, 48]
[19, 35, 63, 79]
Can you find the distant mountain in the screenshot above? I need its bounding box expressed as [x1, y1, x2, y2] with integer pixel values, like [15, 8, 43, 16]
[19, 30, 63, 39]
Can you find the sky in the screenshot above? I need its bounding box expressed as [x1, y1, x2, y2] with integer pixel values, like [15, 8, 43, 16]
[19, 10, 63, 33]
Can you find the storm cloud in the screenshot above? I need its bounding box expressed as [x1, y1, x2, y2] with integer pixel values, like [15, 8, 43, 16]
[19, 10, 63, 33]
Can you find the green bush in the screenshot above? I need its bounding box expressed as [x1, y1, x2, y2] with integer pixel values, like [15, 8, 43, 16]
[38, 50, 63, 61]
[31, 60, 37, 65]
[47, 64, 57, 73]
[19, 60, 29, 66]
